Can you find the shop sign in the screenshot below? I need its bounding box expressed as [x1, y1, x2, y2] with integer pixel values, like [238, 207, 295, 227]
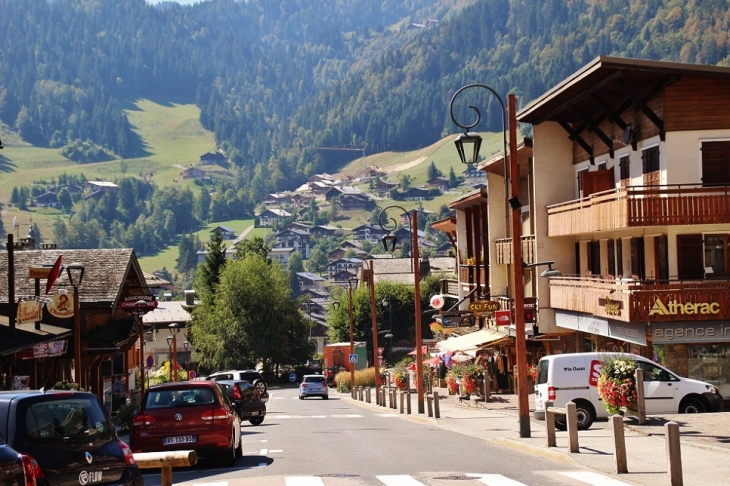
[119, 295, 158, 310]
[468, 300, 500, 317]
[17, 340, 67, 360]
[28, 267, 52, 279]
[555, 310, 647, 346]
[17, 300, 41, 324]
[495, 310, 511, 326]
[46, 293, 74, 319]
[599, 297, 623, 316]
[441, 314, 473, 328]
[648, 297, 720, 316]
[652, 321, 730, 344]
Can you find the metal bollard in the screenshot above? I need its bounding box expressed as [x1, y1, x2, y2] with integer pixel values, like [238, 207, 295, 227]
[666, 421, 683, 486]
[611, 415, 628, 473]
[426, 393, 433, 417]
[433, 391, 440, 419]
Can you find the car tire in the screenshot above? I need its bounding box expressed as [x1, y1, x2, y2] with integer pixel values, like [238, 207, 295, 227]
[554, 401, 595, 431]
[299, 395, 304, 400]
[221, 435, 236, 466]
[322, 396, 328, 400]
[249, 417, 264, 426]
[253, 379, 267, 396]
[679, 397, 706, 413]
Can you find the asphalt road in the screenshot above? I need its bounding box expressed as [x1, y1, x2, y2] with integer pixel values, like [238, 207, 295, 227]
[137, 386, 647, 486]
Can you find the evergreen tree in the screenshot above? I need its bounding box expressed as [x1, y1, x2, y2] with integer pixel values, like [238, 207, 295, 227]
[195, 230, 228, 305]
[176, 233, 200, 275]
[448, 166, 459, 188]
[287, 251, 304, 295]
[427, 160, 442, 179]
[233, 236, 271, 261]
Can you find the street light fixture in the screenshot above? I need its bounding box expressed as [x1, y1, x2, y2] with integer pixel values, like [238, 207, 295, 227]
[168, 323, 181, 382]
[346, 273, 359, 398]
[450, 84, 531, 438]
[66, 262, 85, 389]
[378, 205, 425, 414]
[384, 333, 393, 363]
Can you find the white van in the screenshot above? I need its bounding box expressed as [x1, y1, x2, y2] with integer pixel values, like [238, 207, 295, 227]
[533, 352, 723, 430]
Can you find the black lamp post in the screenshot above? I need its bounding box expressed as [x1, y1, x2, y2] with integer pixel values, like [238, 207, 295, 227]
[378, 205, 424, 414]
[66, 262, 85, 389]
[132, 299, 149, 396]
[183, 341, 190, 375]
[384, 332, 393, 363]
[346, 272, 359, 397]
[169, 323, 181, 382]
[450, 84, 530, 437]
[165, 336, 174, 382]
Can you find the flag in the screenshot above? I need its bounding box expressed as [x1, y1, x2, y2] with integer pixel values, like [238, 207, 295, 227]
[45, 256, 63, 295]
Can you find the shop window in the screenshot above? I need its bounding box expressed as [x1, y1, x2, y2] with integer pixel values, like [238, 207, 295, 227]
[687, 345, 730, 399]
[704, 233, 730, 277]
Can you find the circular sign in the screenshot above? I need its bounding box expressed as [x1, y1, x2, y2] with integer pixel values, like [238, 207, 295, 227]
[430, 294, 445, 309]
[288, 372, 298, 383]
[188, 370, 196, 380]
[146, 355, 154, 368]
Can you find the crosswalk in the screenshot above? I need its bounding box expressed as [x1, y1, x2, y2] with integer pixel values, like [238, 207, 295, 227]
[171, 470, 635, 486]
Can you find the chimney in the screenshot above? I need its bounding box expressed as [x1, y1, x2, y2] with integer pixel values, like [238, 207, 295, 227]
[184, 290, 196, 306]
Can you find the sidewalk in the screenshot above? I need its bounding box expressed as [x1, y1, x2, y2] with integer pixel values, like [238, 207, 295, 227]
[346, 387, 730, 486]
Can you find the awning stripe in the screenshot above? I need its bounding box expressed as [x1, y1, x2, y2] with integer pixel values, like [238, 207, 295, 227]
[437, 328, 510, 353]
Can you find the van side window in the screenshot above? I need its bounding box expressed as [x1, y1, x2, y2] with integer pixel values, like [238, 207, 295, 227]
[637, 361, 677, 382]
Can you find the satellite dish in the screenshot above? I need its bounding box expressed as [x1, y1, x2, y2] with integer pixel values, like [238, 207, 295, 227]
[622, 124, 633, 145]
[430, 294, 445, 309]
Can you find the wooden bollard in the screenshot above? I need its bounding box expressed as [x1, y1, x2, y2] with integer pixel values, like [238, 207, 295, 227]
[406, 389, 411, 414]
[366, 387, 371, 403]
[545, 400, 557, 447]
[566, 402, 579, 453]
[399, 391, 404, 413]
[134, 450, 197, 486]
[392, 389, 397, 409]
[433, 391, 440, 419]
[666, 421, 683, 486]
[611, 415, 628, 474]
[426, 393, 433, 417]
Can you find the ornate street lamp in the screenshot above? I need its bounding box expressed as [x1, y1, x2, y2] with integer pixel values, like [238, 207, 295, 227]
[378, 205, 425, 414]
[66, 262, 85, 389]
[450, 84, 531, 437]
[346, 272, 359, 398]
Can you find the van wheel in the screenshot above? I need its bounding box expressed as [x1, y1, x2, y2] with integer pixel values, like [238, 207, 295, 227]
[679, 397, 706, 414]
[554, 401, 595, 431]
[574, 401, 596, 430]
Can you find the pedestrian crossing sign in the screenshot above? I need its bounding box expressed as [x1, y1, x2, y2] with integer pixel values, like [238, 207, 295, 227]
[349, 354, 358, 363]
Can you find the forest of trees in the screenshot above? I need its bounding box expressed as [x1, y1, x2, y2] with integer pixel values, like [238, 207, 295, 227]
[3, 0, 730, 203]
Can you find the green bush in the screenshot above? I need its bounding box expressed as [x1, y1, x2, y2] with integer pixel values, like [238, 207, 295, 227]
[115, 400, 139, 433]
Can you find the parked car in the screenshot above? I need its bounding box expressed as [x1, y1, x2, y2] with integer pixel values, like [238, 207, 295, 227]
[533, 352, 724, 430]
[205, 370, 268, 400]
[0, 389, 143, 486]
[130, 381, 242, 466]
[215, 380, 267, 425]
[0, 439, 36, 486]
[299, 374, 329, 400]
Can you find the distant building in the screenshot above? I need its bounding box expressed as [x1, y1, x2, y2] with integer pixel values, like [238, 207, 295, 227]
[199, 151, 227, 166]
[210, 226, 236, 240]
[179, 166, 205, 180]
[257, 208, 292, 227]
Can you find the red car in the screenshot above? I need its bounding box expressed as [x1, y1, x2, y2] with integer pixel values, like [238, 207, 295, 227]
[130, 381, 242, 466]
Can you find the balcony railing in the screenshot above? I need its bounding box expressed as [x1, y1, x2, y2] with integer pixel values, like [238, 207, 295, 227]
[548, 276, 730, 322]
[546, 184, 730, 236]
[494, 235, 536, 264]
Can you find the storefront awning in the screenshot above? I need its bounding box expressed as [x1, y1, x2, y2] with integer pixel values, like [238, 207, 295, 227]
[437, 328, 510, 353]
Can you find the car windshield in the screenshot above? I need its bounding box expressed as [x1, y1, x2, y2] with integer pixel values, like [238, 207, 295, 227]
[24, 398, 112, 441]
[304, 376, 325, 384]
[145, 388, 216, 409]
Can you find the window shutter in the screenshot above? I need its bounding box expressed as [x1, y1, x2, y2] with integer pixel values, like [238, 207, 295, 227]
[607, 239, 616, 278]
[677, 234, 704, 280]
[657, 235, 669, 283]
[630, 237, 645, 280]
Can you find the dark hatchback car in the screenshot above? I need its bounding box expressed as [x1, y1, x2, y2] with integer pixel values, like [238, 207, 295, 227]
[0, 440, 36, 486]
[215, 380, 267, 425]
[0, 390, 143, 486]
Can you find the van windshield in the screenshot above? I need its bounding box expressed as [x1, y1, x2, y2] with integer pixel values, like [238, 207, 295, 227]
[536, 360, 549, 384]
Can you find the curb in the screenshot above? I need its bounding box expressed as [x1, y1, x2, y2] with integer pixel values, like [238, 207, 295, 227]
[489, 437, 578, 465]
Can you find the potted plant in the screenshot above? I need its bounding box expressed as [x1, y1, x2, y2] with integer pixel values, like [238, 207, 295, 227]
[597, 355, 638, 415]
[393, 368, 409, 390]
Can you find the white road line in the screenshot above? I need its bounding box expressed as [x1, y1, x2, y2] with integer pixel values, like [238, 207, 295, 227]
[376, 475, 426, 485]
[559, 471, 634, 485]
[259, 448, 268, 455]
[311, 415, 327, 418]
[374, 414, 398, 417]
[192, 482, 228, 486]
[284, 477, 325, 486]
[469, 474, 528, 485]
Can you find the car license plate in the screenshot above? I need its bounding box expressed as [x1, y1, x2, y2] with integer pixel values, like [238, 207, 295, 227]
[163, 435, 196, 445]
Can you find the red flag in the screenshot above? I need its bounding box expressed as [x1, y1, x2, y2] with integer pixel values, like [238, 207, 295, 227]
[45, 256, 63, 295]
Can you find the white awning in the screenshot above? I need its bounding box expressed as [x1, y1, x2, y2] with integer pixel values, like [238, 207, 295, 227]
[437, 328, 510, 353]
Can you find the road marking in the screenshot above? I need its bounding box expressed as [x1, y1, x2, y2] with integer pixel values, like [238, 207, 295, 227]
[559, 471, 634, 485]
[377, 475, 426, 485]
[191, 482, 228, 486]
[374, 414, 398, 418]
[311, 415, 327, 418]
[260, 449, 268, 455]
[284, 477, 325, 485]
[468, 474, 527, 485]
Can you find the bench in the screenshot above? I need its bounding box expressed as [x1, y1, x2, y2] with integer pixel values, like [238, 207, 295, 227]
[133, 450, 197, 486]
[544, 401, 579, 452]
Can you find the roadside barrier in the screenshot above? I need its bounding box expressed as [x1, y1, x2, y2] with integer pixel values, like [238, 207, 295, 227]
[545, 401, 579, 453]
[134, 450, 196, 486]
[666, 421, 683, 486]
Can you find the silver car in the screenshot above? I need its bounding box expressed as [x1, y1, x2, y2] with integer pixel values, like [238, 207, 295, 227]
[299, 374, 328, 400]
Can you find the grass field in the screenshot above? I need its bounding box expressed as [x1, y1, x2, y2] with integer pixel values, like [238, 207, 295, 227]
[1, 97, 508, 273]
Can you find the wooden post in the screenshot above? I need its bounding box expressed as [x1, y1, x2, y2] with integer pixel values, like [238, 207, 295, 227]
[566, 402, 579, 453]
[134, 451, 197, 486]
[406, 389, 411, 414]
[483, 375, 491, 403]
[545, 401, 557, 447]
[666, 421, 683, 486]
[611, 415, 628, 474]
[426, 393, 433, 417]
[366, 387, 371, 403]
[399, 391, 404, 414]
[433, 390, 440, 419]
[634, 368, 646, 425]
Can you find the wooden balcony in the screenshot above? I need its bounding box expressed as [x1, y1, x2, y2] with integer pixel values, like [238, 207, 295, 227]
[548, 276, 730, 322]
[495, 235, 536, 264]
[547, 184, 730, 236]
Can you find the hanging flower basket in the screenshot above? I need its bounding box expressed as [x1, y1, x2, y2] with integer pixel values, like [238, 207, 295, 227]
[393, 369, 408, 390]
[445, 374, 459, 394]
[597, 356, 638, 415]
